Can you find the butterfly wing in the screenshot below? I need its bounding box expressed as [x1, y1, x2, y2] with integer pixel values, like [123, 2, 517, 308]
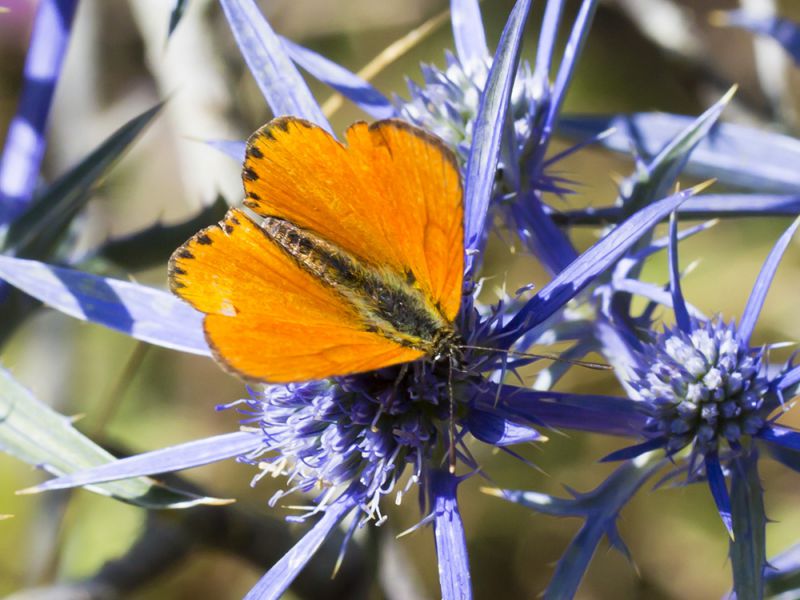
[170, 209, 424, 382]
[242, 117, 464, 321]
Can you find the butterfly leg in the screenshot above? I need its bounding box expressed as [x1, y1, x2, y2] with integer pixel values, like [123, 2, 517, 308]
[448, 354, 457, 474]
[370, 362, 410, 431]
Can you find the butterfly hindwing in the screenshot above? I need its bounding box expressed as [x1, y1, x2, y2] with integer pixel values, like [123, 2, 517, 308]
[169, 209, 425, 382]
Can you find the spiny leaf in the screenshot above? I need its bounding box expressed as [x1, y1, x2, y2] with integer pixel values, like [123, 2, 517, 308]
[168, 0, 188, 40]
[0, 367, 228, 509]
[618, 87, 734, 217]
[559, 108, 800, 193]
[730, 451, 767, 600]
[0, 255, 209, 355]
[4, 104, 163, 260]
[219, 0, 330, 131]
[89, 195, 229, 271]
[487, 456, 665, 599]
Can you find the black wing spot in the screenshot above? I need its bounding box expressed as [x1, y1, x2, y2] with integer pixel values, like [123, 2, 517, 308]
[172, 266, 187, 276]
[178, 249, 194, 260]
[249, 145, 264, 159]
[172, 281, 186, 289]
[405, 270, 416, 285]
[243, 200, 259, 209]
[247, 191, 262, 200]
[243, 167, 259, 181]
[224, 224, 234, 234]
[197, 234, 213, 245]
[230, 215, 241, 225]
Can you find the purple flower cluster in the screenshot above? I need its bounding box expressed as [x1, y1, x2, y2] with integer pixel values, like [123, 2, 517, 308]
[633, 319, 771, 455]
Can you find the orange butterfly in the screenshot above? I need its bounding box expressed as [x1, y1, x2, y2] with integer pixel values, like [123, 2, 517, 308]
[169, 117, 464, 383]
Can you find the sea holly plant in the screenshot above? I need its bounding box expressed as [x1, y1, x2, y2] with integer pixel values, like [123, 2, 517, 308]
[489, 214, 800, 599]
[1, 1, 706, 598]
[2, 0, 800, 598]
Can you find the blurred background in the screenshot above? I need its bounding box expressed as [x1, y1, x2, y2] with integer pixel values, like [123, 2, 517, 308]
[1, 0, 800, 598]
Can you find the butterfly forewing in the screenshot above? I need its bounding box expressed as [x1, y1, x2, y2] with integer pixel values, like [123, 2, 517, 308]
[243, 118, 464, 321]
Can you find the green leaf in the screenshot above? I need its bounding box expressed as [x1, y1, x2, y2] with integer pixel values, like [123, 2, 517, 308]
[4, 103, 163, 260]
[730, 450, 767, 600]
[88, 195, 229, 271]
[0, 367, 229, 509]
[168, 0, 188, 40]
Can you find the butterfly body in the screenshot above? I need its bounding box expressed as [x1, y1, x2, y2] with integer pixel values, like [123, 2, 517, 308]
[260, 214, 458, 356]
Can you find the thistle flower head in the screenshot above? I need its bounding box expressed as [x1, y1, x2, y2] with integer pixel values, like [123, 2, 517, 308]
[225, 293, 520, 527]
[396, 53, 537, 166]
[235, 359, 472, 523]
[631, 318, 773, 456]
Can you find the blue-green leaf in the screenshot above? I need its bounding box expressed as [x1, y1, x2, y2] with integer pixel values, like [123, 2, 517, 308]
[730, 451, 767, 600]
[219, 0, 330, 131]
[0, 256, 209, 356]
[0, 367, 228, 509]
[617, 87, 734, 216]
[4, 104, 162, 260]
[486, 455, 665, 599]
[559, 111, 800, 193]
[463, 0, 532, 265]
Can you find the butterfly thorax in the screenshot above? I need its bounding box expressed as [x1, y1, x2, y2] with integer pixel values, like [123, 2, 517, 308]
[260, 216, 456, 355]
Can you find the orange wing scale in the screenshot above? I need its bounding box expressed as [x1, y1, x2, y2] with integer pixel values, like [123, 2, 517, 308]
[170, 209, 424, 382]
[242, 118, 464, 320]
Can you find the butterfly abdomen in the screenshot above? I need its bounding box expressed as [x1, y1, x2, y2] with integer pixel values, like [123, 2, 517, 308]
[260, 216, 453, 354]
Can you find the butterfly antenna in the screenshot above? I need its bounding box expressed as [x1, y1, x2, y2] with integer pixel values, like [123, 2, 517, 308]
[494, 352, 510, 408]
[448, 354, 457, 474]
[458, 344, 610, 371]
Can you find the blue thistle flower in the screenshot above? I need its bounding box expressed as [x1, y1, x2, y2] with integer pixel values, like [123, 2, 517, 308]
[598, 215, 800, 538]
[397, 53, 538, 173]
[631, 318, 772, 457]
[219, 289, 550, 530]
[229, 368, 460, 525]
[488, 216, 800, 598]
